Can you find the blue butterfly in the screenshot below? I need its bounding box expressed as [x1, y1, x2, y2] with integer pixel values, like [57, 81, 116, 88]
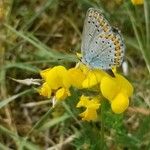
[81, 8, 125, 72]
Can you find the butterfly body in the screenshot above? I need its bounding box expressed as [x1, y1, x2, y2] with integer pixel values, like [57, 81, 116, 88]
[81, 8, 125, 70]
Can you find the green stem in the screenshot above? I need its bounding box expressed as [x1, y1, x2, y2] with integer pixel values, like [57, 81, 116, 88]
[100, 99, 105, 150]
[144, 0, 150, 50]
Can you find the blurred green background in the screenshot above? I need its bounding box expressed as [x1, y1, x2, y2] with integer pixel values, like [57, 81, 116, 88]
[0, 0, 150, 149]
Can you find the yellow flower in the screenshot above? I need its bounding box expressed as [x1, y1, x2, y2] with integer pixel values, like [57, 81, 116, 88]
[116, 74, 133, 97]
[39, 64, 133, 117]
[40, 68, 52, 80]
[111, 93, 129, 114]
[68, 68, 86, 88]
[40, 66, 70, 90]
[77, 63, 89, 74]
[73, 63, 106, 88]
[100, 73, 133, 113]
[79, 108, 99, 121]
[55, 87, 71, 101]
[100, 74, 133, 101]
[82, 69, 106, 88]
[77, 95, 100, 121]
[131, 0, 144, 5]
[39, 82, 51, 98]
[100, 76, 120, 101]
[39, 66, 71, 101]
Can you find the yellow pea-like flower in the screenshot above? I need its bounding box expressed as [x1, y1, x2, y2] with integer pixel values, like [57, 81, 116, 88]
[111, 93, 129, 114]
[82, 69, 106, 88]
[55, 88, 70, 101]
[115, 74, 133, 97]
[77, 95, 100, 121]
[100, 76, 120, 101]
[79, 108, 98, 121]
[100, 74, 133, 102]
[39, 64, 133, 119]
[68, 68, 86, 88]
[39, 82, 51, 98]
[40, 66, 70, 90]
[40, 67, 52, 80]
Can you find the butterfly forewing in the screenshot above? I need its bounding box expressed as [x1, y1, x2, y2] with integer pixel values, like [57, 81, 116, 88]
[81, 8, 111, 55]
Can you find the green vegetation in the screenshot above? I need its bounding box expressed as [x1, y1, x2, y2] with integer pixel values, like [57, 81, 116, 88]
[0, 0, 150, 149]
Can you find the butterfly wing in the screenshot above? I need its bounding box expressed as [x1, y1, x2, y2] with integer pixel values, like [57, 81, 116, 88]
[81, 8, 125, 70]
[81, 8, 111, 56]
[89, 30, 125, 69]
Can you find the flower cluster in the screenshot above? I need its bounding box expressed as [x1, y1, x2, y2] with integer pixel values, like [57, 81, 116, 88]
[39, 63, 133, 121]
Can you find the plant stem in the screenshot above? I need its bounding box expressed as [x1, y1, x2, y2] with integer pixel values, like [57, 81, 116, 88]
[100, 99, 105, 150]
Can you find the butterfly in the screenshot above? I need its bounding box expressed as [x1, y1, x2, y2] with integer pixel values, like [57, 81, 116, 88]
[81, 8, 125, 75]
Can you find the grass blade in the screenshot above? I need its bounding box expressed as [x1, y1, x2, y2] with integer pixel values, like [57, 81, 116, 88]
[39, 113, 70, 131]
[0, 125, 40, 150]
[5, 63, 40, 73]
[144, 0, 150, 50]
[0, 89, 34, 109]
[4, 23, 77, 62]
[126, 4, 150, 74]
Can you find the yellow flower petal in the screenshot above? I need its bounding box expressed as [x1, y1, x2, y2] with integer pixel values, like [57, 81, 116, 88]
[55, 88, 70, 101]
[100, 76, 120, 101]
[40, 68, 51, 80]
[39, 82, 51, 98]
[82, 69, 106, 88]
[68, 68, 86, 88]
[100, 74, 133, 101]
[43, 66, 70, 90]
[111, 93, 129, 114]
[131, 0, 144, 5]
[77, 95, 100, 121]
[76, 95, 90, 107]
[80, 108, 98, 121]
[77, 95, 100, 108]
[116, 74, 133, 97]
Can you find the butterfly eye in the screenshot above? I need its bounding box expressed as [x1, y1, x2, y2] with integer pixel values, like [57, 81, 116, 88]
[102, 40, 104, 43]
[95, 41, 98, 44]
[88, 21, 90, 23]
